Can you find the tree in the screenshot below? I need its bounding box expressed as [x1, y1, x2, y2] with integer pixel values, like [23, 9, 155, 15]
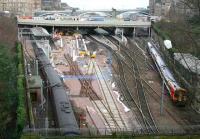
[177, 0, 200, 16]
[0, 16, 18, 138]
[0, 44, 17, 138]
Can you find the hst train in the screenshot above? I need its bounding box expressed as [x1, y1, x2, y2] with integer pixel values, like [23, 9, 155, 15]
[147, 42, 187, 105]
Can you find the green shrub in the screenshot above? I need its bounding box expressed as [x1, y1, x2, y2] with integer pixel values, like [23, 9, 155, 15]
[17, 43, 23, 64]
[152, 24, 170, 40]
[16, 42, 26, 138]
[18, 64, 24, 75]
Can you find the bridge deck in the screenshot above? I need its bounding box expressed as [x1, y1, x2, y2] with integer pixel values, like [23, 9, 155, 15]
[17, 19, 151, 28]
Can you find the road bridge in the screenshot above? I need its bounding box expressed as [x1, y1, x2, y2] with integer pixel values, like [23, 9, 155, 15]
[17, 18, 152, 36]
[18, 19, 151, 28]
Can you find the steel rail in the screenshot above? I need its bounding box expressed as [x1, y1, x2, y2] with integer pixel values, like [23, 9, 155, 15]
[106, 36, 158, 133]
[92, 61, 128, 131]
[64, 53, 119, 132]
[88, 35, 158, 134]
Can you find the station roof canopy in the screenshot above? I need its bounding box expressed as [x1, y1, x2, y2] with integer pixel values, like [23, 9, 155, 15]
[94, 28, 109, 35]
[31, 27, 51, 37]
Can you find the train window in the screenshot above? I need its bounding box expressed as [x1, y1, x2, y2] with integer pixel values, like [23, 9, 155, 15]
[65, 109, 71, 113]
[60, 101, 65, 104]
[60, 101, 71, 113]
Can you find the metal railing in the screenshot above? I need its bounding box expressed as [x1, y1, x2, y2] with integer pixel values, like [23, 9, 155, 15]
[22, 125, 200, 137]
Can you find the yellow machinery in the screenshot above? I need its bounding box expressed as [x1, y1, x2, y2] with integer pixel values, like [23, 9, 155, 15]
[90, 51, 96, 58]
[79, 50, 87, 56]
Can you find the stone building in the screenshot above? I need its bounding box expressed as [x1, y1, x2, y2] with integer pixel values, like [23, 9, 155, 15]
[149, 0, 155, 15]
[0, 0, 41, 16]
[150, 0, 198, 17]
[41, 0, 61, 10]
[149, 0, 172, 16]
[33, 0, 42, 12]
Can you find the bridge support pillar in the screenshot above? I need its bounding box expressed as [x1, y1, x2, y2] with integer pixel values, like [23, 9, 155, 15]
[133, 27, 136, 37]
[148, 27, 151, 37]
[52, 26, 54, 34]
[121, 29, 124, 42]
[76, 26, 79, 30]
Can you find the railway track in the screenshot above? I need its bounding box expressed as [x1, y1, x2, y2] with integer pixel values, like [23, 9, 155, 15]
[92, 61, 128, 131]
[90, 35, 200, 135]
[130, 37, 200, 134]
[142, 79, 199, 134]
[105, 36, 158, 133]
[113, 54, 150, 133]
[129, 37, 155, 71]
[119, 37, 199, 134]
[64, 53, 127, 133]
[88, 35, 158, 133]
[64, 54, 100, 100]
[117, 36, 155, 72]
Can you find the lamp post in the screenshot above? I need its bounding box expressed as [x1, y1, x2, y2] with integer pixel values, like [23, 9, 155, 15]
[160, 40, 172, 116]
[160, 77, 165, 115]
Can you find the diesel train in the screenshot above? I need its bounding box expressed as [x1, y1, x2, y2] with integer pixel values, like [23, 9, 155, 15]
[32, 27, 80, 135]
[147, 42, 187, 105]
[34, 46, 80, 135]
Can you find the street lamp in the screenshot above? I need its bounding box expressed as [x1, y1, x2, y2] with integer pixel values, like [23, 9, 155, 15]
[164, 40, 172, 49]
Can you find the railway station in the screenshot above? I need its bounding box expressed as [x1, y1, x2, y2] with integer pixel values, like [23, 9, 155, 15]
[17, 24, 200, 137]
[1, 0, 200, 138]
